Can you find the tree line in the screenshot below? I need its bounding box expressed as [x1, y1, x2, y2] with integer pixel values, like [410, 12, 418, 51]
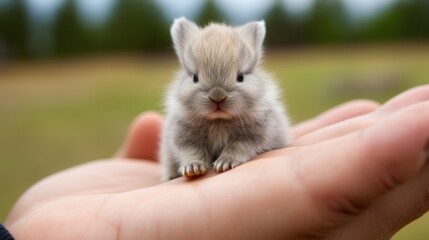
[0, 0, 428, 60]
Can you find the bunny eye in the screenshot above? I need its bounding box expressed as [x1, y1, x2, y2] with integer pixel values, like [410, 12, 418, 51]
[193, 74, 199, 83]
[237, 73, 244, 82]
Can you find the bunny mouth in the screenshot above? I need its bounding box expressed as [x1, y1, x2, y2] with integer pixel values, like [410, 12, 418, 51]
[214, 103, 224, 111]
[207, 104, 232, 119]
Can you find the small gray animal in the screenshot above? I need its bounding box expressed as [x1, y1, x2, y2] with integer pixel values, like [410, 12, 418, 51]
[160, 18, 290, 181]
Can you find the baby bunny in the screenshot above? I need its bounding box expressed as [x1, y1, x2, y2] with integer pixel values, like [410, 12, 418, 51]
[160, 18, 290, 181]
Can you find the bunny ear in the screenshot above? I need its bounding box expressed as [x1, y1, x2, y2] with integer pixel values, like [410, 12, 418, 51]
[171, 17, 200, 60]
[237, 21, 266, 57]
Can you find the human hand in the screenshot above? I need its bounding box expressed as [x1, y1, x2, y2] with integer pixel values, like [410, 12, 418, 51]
[5, 85, 429, 239]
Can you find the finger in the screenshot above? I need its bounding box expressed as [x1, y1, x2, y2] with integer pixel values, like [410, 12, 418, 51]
[379, 85, 429, 113]
[292, 100, 379, 139]
[116, 112, 164, 161]
[301, 102, 429, 223]
[292, 85, 429, 146]
[257, 114, 377, 160]
[291, 114, 378, 147]
[338, 160, 429, 240]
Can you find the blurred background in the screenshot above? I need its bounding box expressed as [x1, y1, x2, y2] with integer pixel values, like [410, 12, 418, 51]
[0, 0, 428, 238]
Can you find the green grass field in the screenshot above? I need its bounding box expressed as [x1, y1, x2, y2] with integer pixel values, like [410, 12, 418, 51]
[0, 44, 428, 238]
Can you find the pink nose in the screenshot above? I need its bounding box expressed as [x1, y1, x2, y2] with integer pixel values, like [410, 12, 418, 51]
[209, 96, 227, 104]
[208, 87, 228, 104]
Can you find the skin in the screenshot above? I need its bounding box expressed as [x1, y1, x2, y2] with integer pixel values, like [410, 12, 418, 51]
[5, 85, 429, 240]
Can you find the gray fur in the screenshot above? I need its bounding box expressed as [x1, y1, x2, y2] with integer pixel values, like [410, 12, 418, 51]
[160, 18, 290, 180]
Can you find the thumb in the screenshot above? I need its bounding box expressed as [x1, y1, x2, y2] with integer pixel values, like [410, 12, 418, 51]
[116, 112, 164, 161]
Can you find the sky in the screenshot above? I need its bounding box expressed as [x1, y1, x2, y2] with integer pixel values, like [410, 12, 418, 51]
[157, 0, 393, 23]
[342, 0, 396, 20]
[4, 0, 397, 25]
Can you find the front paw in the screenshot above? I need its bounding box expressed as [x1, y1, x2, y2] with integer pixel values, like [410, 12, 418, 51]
[179, 162, 209, 178]
[213, 157, 242, 173]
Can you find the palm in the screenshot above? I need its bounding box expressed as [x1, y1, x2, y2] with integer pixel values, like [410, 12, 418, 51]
[6, 86, 429, 240]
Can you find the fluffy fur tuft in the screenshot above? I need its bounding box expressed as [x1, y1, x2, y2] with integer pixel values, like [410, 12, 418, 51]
[160, 18, 290, 180]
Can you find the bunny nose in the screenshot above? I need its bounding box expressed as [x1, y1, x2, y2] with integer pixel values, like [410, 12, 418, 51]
[208, 87, 228, 103]
[209, 96, 227, 103]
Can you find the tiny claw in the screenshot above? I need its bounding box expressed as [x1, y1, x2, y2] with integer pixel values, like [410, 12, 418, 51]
[180, 163, 208, 179]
